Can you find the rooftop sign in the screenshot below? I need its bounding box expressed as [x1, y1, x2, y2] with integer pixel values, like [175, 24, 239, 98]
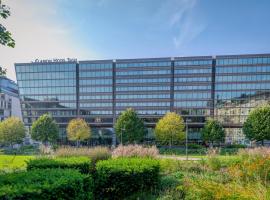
[32, 58, 77, 63]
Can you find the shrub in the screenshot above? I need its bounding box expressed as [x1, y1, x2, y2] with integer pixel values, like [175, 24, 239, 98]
[27, 156, 91, 174]
[55, 146, 111, 164]
[95, 158, 160, 199]
[0, 169, 93, 200]
[112, 144, 159, 158]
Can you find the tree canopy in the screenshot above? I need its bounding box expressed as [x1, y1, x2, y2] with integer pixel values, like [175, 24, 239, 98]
[114, 108, 146, 144]
[155, 112, 185, 146]
[31, 114, 59, 144]
[202, 118, 225, 145]
[0, 0, 15, 47]
[67, 118, 91, 144]
[243, 105, 270, 145]
[0, 117, 25, 146]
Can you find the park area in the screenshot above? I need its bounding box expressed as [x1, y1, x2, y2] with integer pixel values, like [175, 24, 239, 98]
[0, 145, 270, 200]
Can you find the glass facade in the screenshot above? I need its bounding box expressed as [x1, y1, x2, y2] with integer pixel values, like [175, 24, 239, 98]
[15, 62, 77, 139]
[15, 54, 270, 143]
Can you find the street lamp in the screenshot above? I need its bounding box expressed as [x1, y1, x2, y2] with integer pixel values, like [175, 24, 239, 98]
[185, 118, 192, 161]
[121, 127, 125, 145]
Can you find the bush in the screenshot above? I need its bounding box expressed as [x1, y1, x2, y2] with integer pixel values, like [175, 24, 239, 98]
[27, 156, 91, 174]
[0, 169, 93, 200]
[55, 146, 111, 165]
[95, 158, 160, 199]
[112, 144, 159, 158]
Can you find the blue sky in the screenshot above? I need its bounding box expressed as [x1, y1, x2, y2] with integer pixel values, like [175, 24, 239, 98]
[1, 0, 270, 80]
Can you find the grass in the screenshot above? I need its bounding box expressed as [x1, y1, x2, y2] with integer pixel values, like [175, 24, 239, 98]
[0, 155, 33, 172]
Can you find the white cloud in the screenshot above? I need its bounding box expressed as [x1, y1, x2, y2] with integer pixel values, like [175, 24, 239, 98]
[0, 0, 98, 81]
[170, 0, 206, 48]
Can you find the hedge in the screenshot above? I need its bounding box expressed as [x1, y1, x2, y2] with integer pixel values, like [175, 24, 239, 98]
[95, 158, 160, 199]
[27, 156, 91, 174]
[0, 169, 93, 200]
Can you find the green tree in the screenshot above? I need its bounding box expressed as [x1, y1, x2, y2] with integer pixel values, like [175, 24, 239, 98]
[243, 105, 270, 145]
[155, 112, 185, 146]
[0, 66, 6, 76]
[0, 117, 25, 146]
[67, 118, 91, 146]
[31, 114, 59, 145]
[114, 108, 146, 144]
[202, 118, 225, 146]
[0, 0, 15, 47]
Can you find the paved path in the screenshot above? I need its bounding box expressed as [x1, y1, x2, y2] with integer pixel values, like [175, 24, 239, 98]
[158, 155, 202, 161]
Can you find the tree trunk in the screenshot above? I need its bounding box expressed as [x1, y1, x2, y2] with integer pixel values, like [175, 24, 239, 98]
[261, 140, 264, 146]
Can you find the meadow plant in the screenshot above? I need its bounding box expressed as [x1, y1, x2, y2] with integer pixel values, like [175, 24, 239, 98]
[55, 146, 111, 164]
[112, 144, 159, 158]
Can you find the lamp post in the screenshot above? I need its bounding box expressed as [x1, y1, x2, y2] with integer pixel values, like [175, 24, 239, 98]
[121, 127, 125, 145]
[185, 118, 191, 161]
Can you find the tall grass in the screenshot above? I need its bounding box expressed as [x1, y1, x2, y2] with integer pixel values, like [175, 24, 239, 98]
[55, 146, 111, 164]
[112, 144, 159, 158]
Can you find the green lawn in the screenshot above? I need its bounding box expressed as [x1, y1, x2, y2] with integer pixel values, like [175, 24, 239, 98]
[0, 155, 34, 172]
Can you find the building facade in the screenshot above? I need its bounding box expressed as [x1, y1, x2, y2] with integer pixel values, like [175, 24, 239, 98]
[0, 76, 22, 121]
[15, 54, 270, 144]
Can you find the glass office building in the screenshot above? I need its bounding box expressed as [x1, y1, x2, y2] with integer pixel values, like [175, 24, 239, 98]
[15, 54, 270, 144]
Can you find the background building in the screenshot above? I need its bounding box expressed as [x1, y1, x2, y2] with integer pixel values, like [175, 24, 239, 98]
[0, 76, 22, 121]
[15, 54, 270, 144]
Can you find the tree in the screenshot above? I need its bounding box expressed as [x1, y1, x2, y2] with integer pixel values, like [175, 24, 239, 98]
[0, 117, 25, 146]
[243, 105, 270, 145]
[155, 112, 185, 147]
[0, 66, 6, 76]
[67, 118, 91, 146]
[114, 108, 146, 144]
[31, 114, 59, 145]
[0, 0, 15, 47]
[202, 118, 225, 146]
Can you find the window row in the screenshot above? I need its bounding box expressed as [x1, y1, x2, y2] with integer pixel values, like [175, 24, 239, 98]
[20, 87, 76, 95]
[22, 95, 76, 101]
[177, 109, 210, 116]
[116, 102, 170, 107]
[22, 110, 77, 117]
[116, 86, 170, 92]
[116, 94, 170, 99]
[215, 99, 266, 108]
[215, 91, 266, 100]
[15, 64, 76, 73]
[174, 92, 211, 99]
[80, 95, 112, 100]
[175, 60, 212, 66]
[80, 103, 113, 108]
[116, 62, 171, 68]
[174, 101, 210, 108]
[116, 110, 168, 115]
[216, 74, 270, 82]
[116, 78, 170, 83]
[174, 77, 211, 82]
[80, 87, 112, 93]
[175, 68, 212, 74]
[216, 57, 270, 65]
[216, 65, 270, 74]
[215, 83, 270, 90]
[22, 102, 76, 109]
[79, 79, 112, 85]
[17, 72, 76, 80]
[116, 70, 170, 76]
[174, 85, 211, 91]
[79, 71, 112, 78]
[80, 110, 113, 115]
[79, 63, 112, 70]
[18, 79, 76, 88]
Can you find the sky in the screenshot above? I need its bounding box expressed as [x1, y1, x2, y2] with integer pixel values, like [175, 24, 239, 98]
[1, 0, 270, 81]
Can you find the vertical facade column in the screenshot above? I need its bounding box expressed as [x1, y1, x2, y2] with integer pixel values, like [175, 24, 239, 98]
[170, 58, 175, 112]
[211, 57, 216, 118]
[112, 60, 116, 147]
[76, 62, 80, 117]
